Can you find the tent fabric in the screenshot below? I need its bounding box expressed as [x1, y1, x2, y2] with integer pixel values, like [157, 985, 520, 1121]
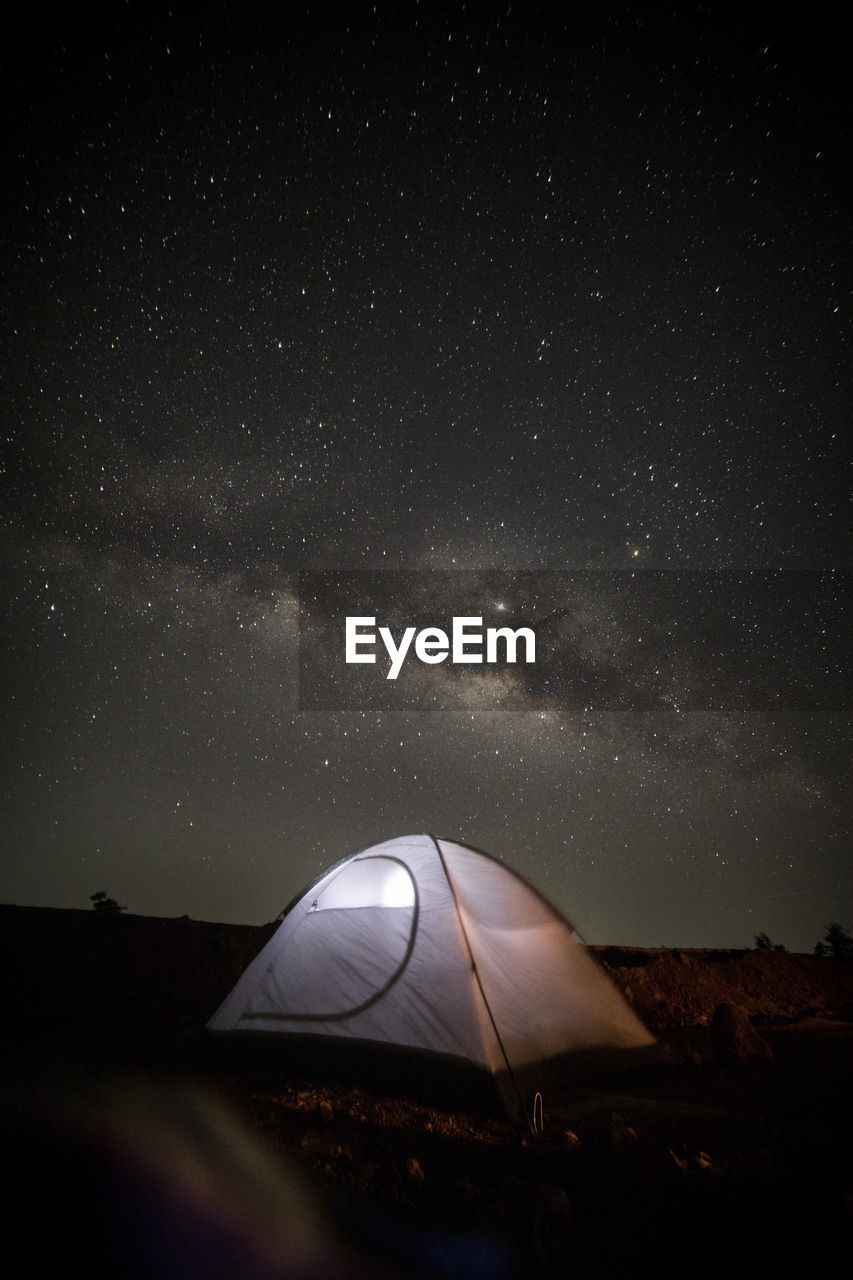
[207, 834, 653, 1083]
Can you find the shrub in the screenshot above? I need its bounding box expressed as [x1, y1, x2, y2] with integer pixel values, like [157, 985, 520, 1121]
[90, 890, 126, 914]
[815, 923, 853, 959]
[754, 932, 786, 952]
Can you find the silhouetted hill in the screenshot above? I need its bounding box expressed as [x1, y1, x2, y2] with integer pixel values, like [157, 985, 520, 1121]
[2, 903, 851, 1065]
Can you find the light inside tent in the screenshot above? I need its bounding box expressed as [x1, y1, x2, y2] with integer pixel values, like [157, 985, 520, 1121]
[315, 857, 415, 910]
[378, 862, 416, 908]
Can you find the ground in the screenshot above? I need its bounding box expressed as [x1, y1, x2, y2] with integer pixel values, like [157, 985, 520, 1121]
[2, 904, 851, 1276]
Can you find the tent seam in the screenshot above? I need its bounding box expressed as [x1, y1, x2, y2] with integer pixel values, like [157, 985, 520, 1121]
[426, 832, 531, 1130]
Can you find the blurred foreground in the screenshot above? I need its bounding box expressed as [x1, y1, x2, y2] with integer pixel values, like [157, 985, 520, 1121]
[2, 905, 851, 1276]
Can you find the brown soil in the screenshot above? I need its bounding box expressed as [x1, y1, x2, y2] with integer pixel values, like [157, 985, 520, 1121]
[2, 905, 852, 1277]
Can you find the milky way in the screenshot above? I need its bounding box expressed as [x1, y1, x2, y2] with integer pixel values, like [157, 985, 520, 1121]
[1, 3, 849, 949]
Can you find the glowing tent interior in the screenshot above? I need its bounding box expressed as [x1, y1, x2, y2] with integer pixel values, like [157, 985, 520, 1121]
[206, 834, 654, 1119]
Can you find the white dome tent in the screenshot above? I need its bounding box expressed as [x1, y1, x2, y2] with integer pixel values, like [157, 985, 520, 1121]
[207, 834, 654, 1121]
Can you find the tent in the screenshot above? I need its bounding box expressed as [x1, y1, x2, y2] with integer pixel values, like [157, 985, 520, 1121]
[207, 834, 654, 1119]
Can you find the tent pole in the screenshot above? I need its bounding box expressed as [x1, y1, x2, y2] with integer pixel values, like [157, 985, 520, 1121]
[428, 834, 533, 1134]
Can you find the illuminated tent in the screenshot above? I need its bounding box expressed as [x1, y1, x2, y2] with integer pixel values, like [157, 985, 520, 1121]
[207, 834, 653, 1117]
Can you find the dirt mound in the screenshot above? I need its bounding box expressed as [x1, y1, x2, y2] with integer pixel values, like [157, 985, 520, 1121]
[594, 945, 853, 1029]
[0, 904, 277, 1063]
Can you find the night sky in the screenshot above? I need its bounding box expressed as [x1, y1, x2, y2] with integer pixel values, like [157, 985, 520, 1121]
[2, 2, 849, 950]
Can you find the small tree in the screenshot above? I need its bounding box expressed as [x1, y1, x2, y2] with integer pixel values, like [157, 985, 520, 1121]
[815, 923, 853, 959]
[754, 932, 787, 953]
[90, 890, 125, 914]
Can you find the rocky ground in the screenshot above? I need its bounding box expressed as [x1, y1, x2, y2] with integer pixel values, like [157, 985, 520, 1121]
[2, 904, 852, 1277]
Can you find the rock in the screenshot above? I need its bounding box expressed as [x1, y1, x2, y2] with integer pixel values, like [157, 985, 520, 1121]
[670, 1146, 719, 1175]
[316, 1100, 334, 1125]
[711, 1002, 774, 1065]
[608, 1111, 638, 1152]
[607, 1112, 648, 1173]
[666, 1146, 712, 1172]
